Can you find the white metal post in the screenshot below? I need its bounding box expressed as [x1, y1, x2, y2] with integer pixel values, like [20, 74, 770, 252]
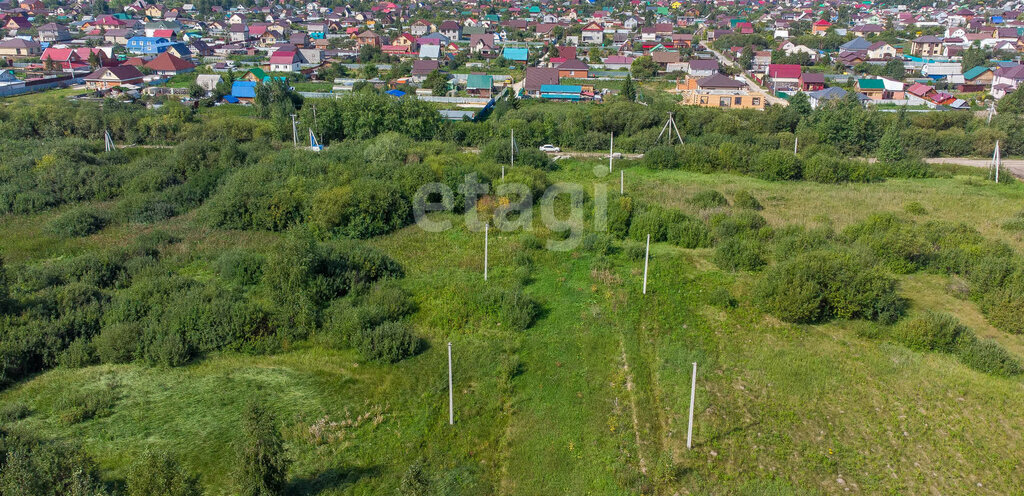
[502, 166, 505, 179]
[620, 169, 624, 195]
[484, 223, 489, 281]
[642, 234, 650, 295]
[794, 136, 798, 155]
[687, 362, 696, 449]
[995, 140, 1001, 183]
[609, 132, 614, 172]
[510, 128, 514, 168]
[448, 342, 454, 425]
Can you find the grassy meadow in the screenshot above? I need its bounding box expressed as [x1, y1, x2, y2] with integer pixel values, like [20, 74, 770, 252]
[3, 157, 1024, 495]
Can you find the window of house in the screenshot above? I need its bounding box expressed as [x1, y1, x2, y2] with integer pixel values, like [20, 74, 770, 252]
[735, 97, 742, 105]
[752, 97, 761, 106]
[720, 97, 730, 107]
[699, 96, 708, 105]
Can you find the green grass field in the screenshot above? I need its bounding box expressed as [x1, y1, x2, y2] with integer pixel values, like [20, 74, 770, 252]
[3, 160, 1024, 494]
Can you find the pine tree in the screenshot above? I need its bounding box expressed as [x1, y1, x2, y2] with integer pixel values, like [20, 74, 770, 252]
[236, 401, 288, 496]
[622, 74, 636, 102]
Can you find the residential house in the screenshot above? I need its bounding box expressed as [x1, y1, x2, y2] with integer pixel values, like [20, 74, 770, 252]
[410, 19, 431, 36]
[466, 74, 493, 97]
[678, 74, 767, 110]
[581, 22, 603, 44]
[812, 19, 831, 35]
[438, 20, 460, 41]
[910, 35, 943, 57]
[37, 22, 70, 42]
[523, 67, 560, 97]
[992, 65, 1024, 99]
[539, 84, 583, 100]
[0, 37, 40, 57]
[411, 59, 439, 76]
[602, 55, 634, 70]
[752, 51, 771, 73]
[557, 59, 589, 78]
[766, 64, 801, 90]
[356, 30, 381, 48]
[687, 59, 718, 77]
[229, 23, 249, 42]
[104, 28, 136, 44]
[867, 41, 897, 60]
[83, 65, 144, 89]
[469, 33, 495, 56]
[806, 86, 867, 109]
[230, 80, 257, 102]
[963, 66, 994, 86]
[144, 51, 194, 76]
[4, 16, 32, 34]
[127, 36, 175, 55]
[269, 49, 300, 72]
[800, 72, 825, 91]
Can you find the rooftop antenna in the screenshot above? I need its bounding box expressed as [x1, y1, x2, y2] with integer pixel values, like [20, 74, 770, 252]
[656, 112, 684, 145]
[103, 130, 115, 153]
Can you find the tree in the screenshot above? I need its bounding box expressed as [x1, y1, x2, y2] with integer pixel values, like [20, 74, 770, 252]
[236, 401, 288, 496]
[588, 48, 601, 64]
[44, 56, 57, 72]
[362, 63, 379, 79]
[88, 51, 101, 69]
[0, 255, 8, 313]
[788, 91, 812, 116]
[630, 55, 660, 78]
[127, 452, 203, 496]
[424, 69, 448, 96]
[621, 73, 636, 101]
[883, 58, 905, 80]
[877, 122, 906, 163]
[188, 82, 205, 98]
[960, 46, 987, 73]
[998, 87, 1024, 114]
[738, 45, 754, 71]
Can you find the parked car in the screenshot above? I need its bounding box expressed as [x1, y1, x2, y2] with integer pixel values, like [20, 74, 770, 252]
[539, 144, 561, 153]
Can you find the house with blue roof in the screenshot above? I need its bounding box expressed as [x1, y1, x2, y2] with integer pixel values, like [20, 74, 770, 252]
[230, 80, 257, 102]
[540, 84, 583, 100]
[503, 47, 528, 62]
[126, 36, 176, 55]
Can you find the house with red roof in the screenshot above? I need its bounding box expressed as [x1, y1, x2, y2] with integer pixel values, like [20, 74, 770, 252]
[766, 64, 802, 90]
[581, 22, 603, 44]
[144, 52, 195, 76]
[269, 49, 299, 72]
[812, 19, 831, 35]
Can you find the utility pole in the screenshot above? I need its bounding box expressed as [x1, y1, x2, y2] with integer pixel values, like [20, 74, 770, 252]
[609, 132, 614, 172]
[484, 223, 489, 281]
[510, 128, 515, 168]
[290, 114, 298, 148]
[642, 234, 650, 295]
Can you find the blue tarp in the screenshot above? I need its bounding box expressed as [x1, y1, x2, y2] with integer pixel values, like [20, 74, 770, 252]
[385, 89, 406, 97]
[222, 95, 240, 103]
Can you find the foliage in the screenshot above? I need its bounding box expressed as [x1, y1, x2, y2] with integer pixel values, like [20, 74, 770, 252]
[732, 190, 762, 210]
[46, 206, 110, 238]
[689, 190, 728, 209]
[127, 451, 203, 496]
[893, 311, 966, 353]
[753, 250, 905, 324]
[714, 237, 765, 271]
[353, 321, 420, 363]
[631, 56, 660, 78]
[236, 401, 288, 496]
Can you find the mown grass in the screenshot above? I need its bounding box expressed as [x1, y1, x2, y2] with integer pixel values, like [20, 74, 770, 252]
[3, 159, 1024, 494]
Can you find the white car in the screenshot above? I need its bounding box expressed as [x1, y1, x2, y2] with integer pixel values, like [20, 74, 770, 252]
[539, 144, 561, 153]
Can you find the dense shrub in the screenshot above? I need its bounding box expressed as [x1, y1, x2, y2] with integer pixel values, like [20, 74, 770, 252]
[893, 312, 966, 353]
[607, 195, 634, 239]
[666, 215, 711, 248]
[714, 238, 765, 271]
[642, 145, 678, 169]
[689, 190, 728, 209]
[0, 434, 106, 494]
[93, 322, 141, 364]
[771, 225, 835, 262]
[127, 452, 203, 496]
[216, 249, 266, 286]
[753, 250, 905, 324]
[752, 150, 802, 181]
[732, 190, 762, 210]
[955, 335, 1024, 376]
[843, 214, 932, 274]
[354, 321, 420, 363]
[46, 206, 109, 237]
[709, 211, 767, 240]
[321, 281, 415, 348]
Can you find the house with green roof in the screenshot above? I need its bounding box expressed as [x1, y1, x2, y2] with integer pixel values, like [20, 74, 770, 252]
[466, 74, 493, 97]
[963, 66, 994, 85]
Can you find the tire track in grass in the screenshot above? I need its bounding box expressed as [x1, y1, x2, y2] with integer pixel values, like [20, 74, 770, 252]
[619, 337, 648, 475]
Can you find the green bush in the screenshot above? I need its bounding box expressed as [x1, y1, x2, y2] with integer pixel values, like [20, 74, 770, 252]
[666, 215, 711, 248]
[322, 281, 415, 348]
[904, 201, 928, 215]
[707, 287, 737, 308]
[58, 337, 96, 368]
[733, 190, 762, 210]
[714, 238, 765, 271]
[127, 452, 203, 496]
[843, 213, 932, 274]
[607, 195, 634, 239]
[0, 402, 31, 422]
[955, 335, 1024, 376]
[354, 321, 420, 363]
[216, 249, 266, 286]
[752, 150, 802, 181]
[53, 384, 119, 425]
[709, 211, 767, 240]
[893, 312, 966, 353]
[689, 190, 728, 209]
[641, 145, 678, 169]
[94, 322, 141, 364]
[771, 225, 835, 261]
[753, 250, 905, 324]
[629, 209, 669, 242]
[46, 206, 109, 237]
[979, 287, 1024, 335]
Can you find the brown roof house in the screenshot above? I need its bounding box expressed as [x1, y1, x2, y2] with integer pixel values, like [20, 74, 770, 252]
[84, 65, 144, 89]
